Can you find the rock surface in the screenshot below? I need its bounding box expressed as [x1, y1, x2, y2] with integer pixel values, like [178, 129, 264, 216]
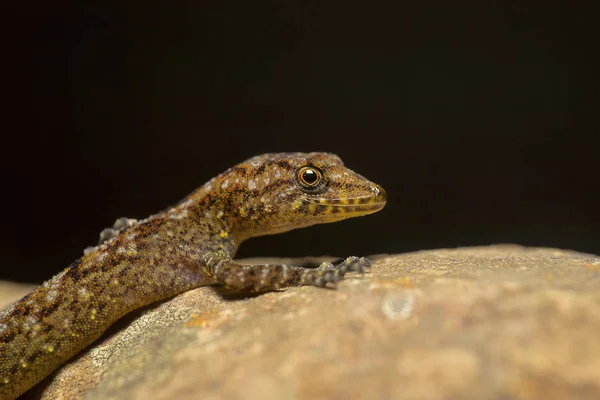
[2, 245, 600, 400]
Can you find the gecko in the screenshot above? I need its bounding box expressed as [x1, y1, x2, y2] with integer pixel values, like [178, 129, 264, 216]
[0, 152, 386, 399]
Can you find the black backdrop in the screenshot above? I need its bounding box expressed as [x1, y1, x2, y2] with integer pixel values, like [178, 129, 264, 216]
[2, 2, 598, 283]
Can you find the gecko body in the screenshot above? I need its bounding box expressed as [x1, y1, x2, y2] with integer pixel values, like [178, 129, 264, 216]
[0, 152, 386, 399]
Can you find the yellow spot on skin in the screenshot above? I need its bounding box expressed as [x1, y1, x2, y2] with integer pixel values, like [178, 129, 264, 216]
[219, 231, 228, 238]
[217, 211, 224, 218]
[21, 362, 28, 368]
[291, 199, 302, 210]
[112, 279, 119, 285]
[4, 377, 10, 384]
[47, 345, 54, 352]
[33, 324, 41, 331]
[239, 208, 248, 217]
[90, 309, 97, 320]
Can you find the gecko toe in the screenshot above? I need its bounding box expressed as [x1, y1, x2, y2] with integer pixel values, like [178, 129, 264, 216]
[333, 256, 371, 274]
[356, 257, 372, 273]
[318, 261, 336, 271]
[359, 257, 372, 268]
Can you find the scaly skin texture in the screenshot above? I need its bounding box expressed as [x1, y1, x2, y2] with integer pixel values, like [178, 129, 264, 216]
[0, 152, 386, 399]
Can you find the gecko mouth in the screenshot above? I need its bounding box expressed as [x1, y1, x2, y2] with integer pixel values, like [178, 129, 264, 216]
[306, 184, 387, 216]
[306, 201, 386, 215]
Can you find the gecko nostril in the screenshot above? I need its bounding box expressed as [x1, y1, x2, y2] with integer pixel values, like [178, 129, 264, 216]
[371, 185, 387, 201]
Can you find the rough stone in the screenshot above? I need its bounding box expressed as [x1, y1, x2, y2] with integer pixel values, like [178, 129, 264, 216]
[2, 245, 599, 400]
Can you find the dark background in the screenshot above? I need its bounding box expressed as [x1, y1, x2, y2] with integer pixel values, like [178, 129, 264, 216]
[2, 2, 598, 284]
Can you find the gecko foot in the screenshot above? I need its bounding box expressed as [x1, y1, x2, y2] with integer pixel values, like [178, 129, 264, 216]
[303, 256, 371, 288]
[83, 217, 139, 255]
[98, 217, 138, 244]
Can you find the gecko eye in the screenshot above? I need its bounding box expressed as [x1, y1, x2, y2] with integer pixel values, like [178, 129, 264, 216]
[297, 166, 322, 188]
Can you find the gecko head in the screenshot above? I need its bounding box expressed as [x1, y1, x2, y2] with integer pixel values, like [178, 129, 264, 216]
[223, 152, 387, 238]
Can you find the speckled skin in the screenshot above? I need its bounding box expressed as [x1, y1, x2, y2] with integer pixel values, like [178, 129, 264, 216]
[0, 152, 386, 399]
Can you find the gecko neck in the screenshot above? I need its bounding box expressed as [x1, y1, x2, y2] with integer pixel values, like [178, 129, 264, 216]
[166, 188, 243, 258]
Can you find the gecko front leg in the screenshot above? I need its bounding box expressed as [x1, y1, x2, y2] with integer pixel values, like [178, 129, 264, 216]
[206, 254, 371, 292]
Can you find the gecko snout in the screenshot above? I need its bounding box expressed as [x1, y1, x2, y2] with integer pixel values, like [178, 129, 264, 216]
[366, 183, 387, 213]
[371, 184, 386, 203]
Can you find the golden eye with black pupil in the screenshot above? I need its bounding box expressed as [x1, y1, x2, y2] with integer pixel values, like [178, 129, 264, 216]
[297, 166, 322, 188]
